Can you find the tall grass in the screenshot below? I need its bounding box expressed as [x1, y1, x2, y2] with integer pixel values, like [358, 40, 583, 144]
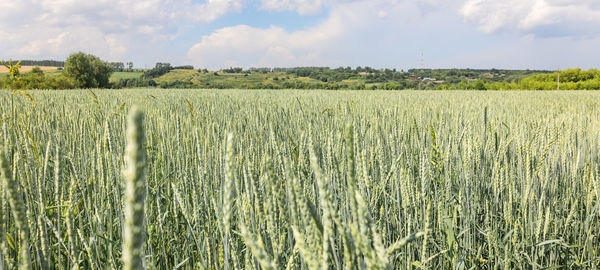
[0, 89, 599, 269]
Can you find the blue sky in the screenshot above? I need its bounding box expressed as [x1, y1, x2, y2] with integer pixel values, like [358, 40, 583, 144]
[1, 0, 599, 70]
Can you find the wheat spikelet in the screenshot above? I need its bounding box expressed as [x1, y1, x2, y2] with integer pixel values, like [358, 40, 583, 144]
[222, 133, 236, 270]
[240, 224, 278, 270]
[122, 106, 147, 270]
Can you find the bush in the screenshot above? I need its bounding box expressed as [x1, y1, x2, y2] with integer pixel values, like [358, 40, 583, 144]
[111, 78, 157, 89]
[159, 80, 194, 88]
[173, 65, 194, 70]
[0, 73, 76, 90]
[223, 67, 243, 73]
[143, 63, 172, 78]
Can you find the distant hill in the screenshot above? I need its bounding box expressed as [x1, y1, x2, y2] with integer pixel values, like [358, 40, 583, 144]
[112, 67, 558, 90]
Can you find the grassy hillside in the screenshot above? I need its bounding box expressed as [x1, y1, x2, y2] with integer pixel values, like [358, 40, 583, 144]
[152, 69, 327, 89]
[109, 71, 143, 82]
[148, 68, 560, 90]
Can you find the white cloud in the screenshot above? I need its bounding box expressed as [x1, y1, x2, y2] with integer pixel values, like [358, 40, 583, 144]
[0, 0, 243, 61]
[187, 5, 346, 68]
[438, 34, 600, 70]
[188, 0, 449, 68]
[259, 0, 327, 14]
[460, 0, 600, 36]
[257, 0, 449, 15]
[187, 24, 335, 68]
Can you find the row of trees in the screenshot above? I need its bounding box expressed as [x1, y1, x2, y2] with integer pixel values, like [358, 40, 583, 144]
[109, 61, 135, 72]
[19, 60, 65, 67]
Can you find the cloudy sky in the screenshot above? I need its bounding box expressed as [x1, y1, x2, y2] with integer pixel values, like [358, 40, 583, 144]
[1, 0, 599, 70]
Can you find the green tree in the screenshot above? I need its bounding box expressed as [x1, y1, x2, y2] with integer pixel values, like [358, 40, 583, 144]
[471, 80, 487, 90]
[64, 52, 114, 88]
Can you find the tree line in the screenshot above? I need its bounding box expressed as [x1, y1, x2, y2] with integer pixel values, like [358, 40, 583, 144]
[18, 60, 65, 67]
[2, 53, 600, 90]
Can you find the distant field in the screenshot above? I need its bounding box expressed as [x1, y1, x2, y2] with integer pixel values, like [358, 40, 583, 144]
[0, 65, 58, 73]
[110, 71, 143, 82]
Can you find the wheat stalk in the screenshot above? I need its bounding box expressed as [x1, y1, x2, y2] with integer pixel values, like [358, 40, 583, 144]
[122, 106, 147, 270]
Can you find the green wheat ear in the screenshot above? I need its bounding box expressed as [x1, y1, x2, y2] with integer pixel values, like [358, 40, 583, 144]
[122, 106, 147, 270]
[0, 150, 31, 270]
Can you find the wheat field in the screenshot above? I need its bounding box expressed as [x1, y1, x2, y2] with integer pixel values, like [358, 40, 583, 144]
[0, 89, 599, 269]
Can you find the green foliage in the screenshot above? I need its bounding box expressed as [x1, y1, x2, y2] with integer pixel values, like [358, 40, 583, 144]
[64, 52, 114, 88]
[111, 78, 156, 88]
[516, 69, 600, 90]
[109, 62, 125, 72]
[159, 80, 194, 88]
[2, 60, 22, 79]
[0, 66, 76, 90]
[470, 80, 487, 90]
[222, 67, 243, 73]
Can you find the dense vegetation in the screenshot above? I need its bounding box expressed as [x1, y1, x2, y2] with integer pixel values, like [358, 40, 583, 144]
[1, 90, 599, 269]
[1, 53, 115, 90]
[0, 67, 76, 90]
[131, 67, 599, 90]
[515, 69, 600, 90]
[142, 67, 558, 90]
